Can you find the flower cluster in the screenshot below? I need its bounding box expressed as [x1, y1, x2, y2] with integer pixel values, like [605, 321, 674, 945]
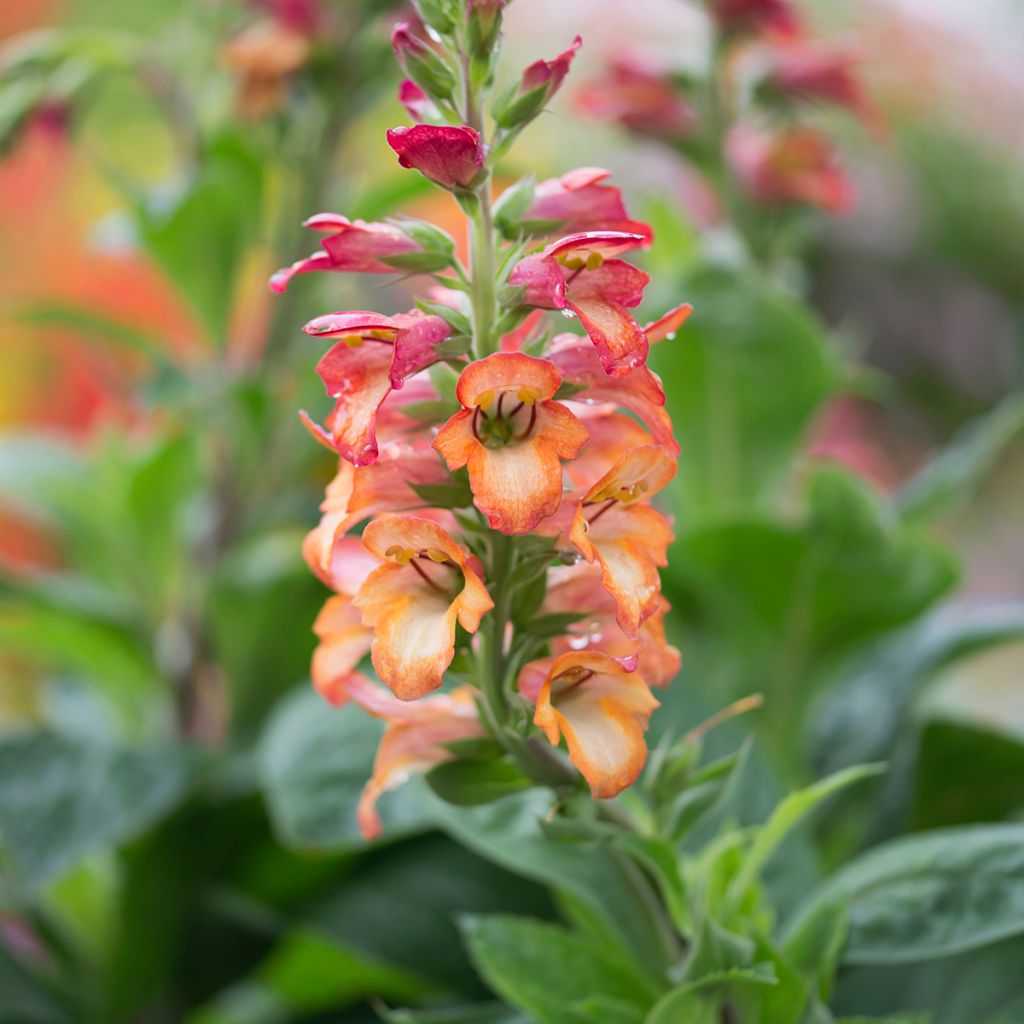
[275, 0, 689, 838]
[579, 0, 878, 219]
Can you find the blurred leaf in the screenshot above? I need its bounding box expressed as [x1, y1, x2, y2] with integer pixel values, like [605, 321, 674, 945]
[913, 718, 1024, 829]
[384, 1004, 528, 1024]
[14, 302, 178, 366]
[894, 392, 1024, 525]
[0, 432, 86, 525]
[460, 915, 654, 1024]
[137, 133, 264, 345]
[0, 937, 75, 1024]
[808, 599, 1024, 777]
[0, 732, 192, 891]
[651, 269, 837, 517]
[646, 965, 777, 1024]
[791, 824, 1024, 965]
[666, 467, 958, 737]
[833, 933, 1024, 1024]
[310, 834, 553, 996]
[260, 688, 429, 850]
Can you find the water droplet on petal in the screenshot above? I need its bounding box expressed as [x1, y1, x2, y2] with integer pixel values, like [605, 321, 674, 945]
[560, 309, 577, 320]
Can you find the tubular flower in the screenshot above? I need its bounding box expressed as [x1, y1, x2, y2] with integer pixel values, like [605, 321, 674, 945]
[302, 448, 451, 584]
[521, 167, 653, 243]
[399, 79, 442, 124]
[533, 564, 682, 687]
[569, 446, 676, 636]
[434, 353, 588, 534]
[222, 19, 310, 118]
[270, 215, 438, 292]
[311, 595, 373, 706]
[726, 124, 853, 213]
[353, 515, 493, 700]
[710, 0, 801, 37]
[533, 652, 659, 798]
[356, 686, 485, 840]
[509, 232, 651, 375]
[576, 56, 697, 140]
[764, 43, 882, 131]
[301, 310, 452, 466]
[387, 125, 486, 191]
[493, 36, 582, 130]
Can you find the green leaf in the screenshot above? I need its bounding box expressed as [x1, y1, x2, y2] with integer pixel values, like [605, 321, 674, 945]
[429, 791, 676, 980]
[385, 1005, 529, 1024]
[808, 599, 1024, 777]
[791, 824, 1024, 965]
[781, 897, 848, 1004]
[0, 937, 75, 1024]
[259, 687, 430, 849]
[137, 133, 263, 345]
[650, 269, 837, 517]
[646, 965, 777, 1024]
[894, 393, 1024, 525]
[461, 915, 654, 1024]
[0, 732, 192, 891]
[310, 835, 553, 997]
[426, 759, 532, 806]
[913, 718, 1024, 828]
[727, 764, 884, 907]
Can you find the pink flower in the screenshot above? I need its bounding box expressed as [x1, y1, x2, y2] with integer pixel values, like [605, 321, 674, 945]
[766, 43, 882, 130]
[727, 124, 853, 213]
[300, 310, 453, 465]
[710, 0, 800, 37]
[387, 125, 485, 191]
[398, 80, 441, 123]
[509, 231, 651, 375]
[494, 37, 582, 129]
[521, 168, 653, 243]
[577, 57, 696, 140]
[269, 215, 427, 292]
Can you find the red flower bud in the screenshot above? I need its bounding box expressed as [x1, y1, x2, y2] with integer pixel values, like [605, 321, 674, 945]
[386, 124, 486, 191]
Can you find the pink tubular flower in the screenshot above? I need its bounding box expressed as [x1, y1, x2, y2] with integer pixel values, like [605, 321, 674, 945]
[269, 215, 424, 292]
[300, 310, 452, 466]
[509, 231, 651, 375]
[353, 685, 486, 840]
[710, 0, 800, 37]
[765, 43, 882, 131]
[398, 80, 441, 123]
[727, 124, 854, 213]
[387, 125, 485, 191]
[521, 168, 653, 243]
[494, 37, 582, 129]
[576, 57, 696, 140]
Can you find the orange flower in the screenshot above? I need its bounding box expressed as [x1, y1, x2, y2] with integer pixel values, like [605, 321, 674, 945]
[222, 19, 310, 118]
[355, 686, 485, 840]
[310, 595, 373, 706]
[541, 563, 681, 687]
[302, 447, 451, 586]
[569, 446, 676, 636]
[533, 651, 658, 798]
[433, 353, 588, 534]
[353, 515, 493, 700]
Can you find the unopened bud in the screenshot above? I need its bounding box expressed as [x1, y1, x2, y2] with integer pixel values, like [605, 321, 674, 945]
[391, 22, 456, 102]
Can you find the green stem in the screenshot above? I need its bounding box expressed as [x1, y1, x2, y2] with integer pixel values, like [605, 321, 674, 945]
[469, 196, 498, 357]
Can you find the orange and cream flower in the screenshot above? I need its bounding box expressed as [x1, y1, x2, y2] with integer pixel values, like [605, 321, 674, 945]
[533, 651, 659, 798]
[433, 353, 588, 535]
[355, 685, 485, 840]
[310, 594, 374, 707]
[569, 446, 676, 636]
[353, 515, 493, 700]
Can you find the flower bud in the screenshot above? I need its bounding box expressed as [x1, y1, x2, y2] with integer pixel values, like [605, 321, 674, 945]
[493, 36, 581, 131]
[466, 0, 505, 57]
[415, 0, 458, 35]
[391, 21, 456, 103]
[387, 124, 486, 192]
